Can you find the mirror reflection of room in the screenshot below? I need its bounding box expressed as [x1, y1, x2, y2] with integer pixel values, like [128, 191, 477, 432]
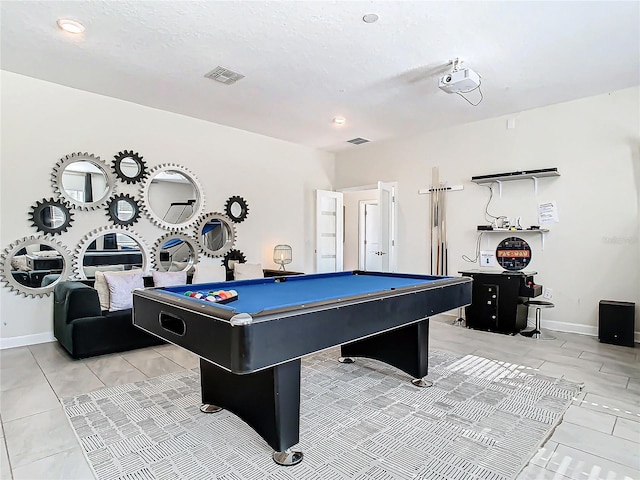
[10, 243, 64, 287]
[82, 233, 142, 278]
[40, 205, 65, 229]
[159, 237, 195, 271]
[115, 199, 135, 221]
[148, 171, 197, 224]
[201, 219, 229, 252]
[120, 157, 140, 178]
[62, 160, 108, 203]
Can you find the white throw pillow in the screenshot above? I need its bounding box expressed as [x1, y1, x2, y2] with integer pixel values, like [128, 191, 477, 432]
[192, 264, 227, 284]
[233, 263, 264, 280]
[103, 269, 144, 312]
[152, 270, 187, 287]
[94, 271, 111, 311]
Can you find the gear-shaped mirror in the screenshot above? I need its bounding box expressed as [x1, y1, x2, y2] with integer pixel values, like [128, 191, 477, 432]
[112, 150, 147, 184]
[0, 235, 73, 297]
[222, 248, 247, 280]
[29, 198, 74, 235]
[74, 226, 151, 280]
[106, 194, 141, 227]
[224, 196, 249, 223]
[52, 152, 117, 210]
[153, 233, 199, 272]
[196, 212, 237, 258]
[140, 164, 205, 231]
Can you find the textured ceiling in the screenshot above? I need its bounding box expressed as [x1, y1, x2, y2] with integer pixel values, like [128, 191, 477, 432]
[1, 1, 639, 152]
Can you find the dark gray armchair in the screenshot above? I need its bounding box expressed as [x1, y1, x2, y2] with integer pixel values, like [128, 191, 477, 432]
[53, 281, 164, 359]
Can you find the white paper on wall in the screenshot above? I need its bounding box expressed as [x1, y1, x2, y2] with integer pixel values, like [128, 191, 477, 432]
[538, 201, 559, 224]
[480, 250, 497, 267]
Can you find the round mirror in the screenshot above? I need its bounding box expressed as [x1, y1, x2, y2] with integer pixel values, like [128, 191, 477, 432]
[196, 212, 237, 258]
[224, 195, 250, 223]
[74, 227, 151, 280]
[29, 198, 74, 235]
[113, 150, 147, 184]
[140, 164, 205, 231]
[52, 152, 116, 210]
[153, 233, 199, 272]
[106, 194, 141, 227]
[0, 235, 73, 297]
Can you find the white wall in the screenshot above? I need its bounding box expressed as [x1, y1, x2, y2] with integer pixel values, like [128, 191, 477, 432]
[335, 87, 640, 336]
[0, 71, 334, 346]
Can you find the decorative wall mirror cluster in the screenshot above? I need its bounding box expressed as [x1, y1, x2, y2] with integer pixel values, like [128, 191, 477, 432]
[140, 164, 205, 231]
[0, 235, 73, 297]
[29, 198, 74, 235]
[52, 152, 117, 210]
[153, 233, 199, 272]
[2, 147, 254, 298]
[74, 227, 151, 280]
[112, 150, 147, 184]
[196, 212, 237, 258]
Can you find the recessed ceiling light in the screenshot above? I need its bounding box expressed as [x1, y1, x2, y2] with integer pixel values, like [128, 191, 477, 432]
[333, 116, 346, 125]
[56, 18, 85, 34]
[362, 14, 379, 24]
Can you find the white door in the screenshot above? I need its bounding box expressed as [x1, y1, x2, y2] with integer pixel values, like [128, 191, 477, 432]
[360, 201, 382, 270]
[316, 190, 344, 273]
[377, 181, 396, 272]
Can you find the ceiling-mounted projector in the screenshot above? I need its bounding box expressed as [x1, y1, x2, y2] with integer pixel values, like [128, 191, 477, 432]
[438, 68, 480, 93]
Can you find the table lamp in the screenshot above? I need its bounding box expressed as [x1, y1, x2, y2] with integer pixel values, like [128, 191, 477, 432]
[273, 244, 292, 270]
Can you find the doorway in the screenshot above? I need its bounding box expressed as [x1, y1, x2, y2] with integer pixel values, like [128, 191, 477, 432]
[359, 200, 382, 270]
[316, 181, 397, 273]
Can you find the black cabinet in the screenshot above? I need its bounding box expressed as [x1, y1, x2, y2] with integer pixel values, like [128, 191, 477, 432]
[459, 270, 542, 334]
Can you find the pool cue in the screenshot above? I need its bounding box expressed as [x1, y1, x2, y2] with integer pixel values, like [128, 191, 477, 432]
[436, 182, 442, 275]
[429, 181, 434, 274]
[441, 184, 446, 275]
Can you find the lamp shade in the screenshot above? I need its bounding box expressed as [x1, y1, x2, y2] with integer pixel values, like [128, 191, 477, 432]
[273, 244, 292, 270]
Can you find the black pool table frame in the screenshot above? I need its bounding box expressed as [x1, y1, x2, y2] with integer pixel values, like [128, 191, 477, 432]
[133, 271, 472, 465]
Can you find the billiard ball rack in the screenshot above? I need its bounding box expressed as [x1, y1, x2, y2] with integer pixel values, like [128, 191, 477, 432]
[182, 289, 238, 304]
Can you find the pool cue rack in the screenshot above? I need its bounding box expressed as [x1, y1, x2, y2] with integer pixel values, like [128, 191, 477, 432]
[419, 167, 464, 275]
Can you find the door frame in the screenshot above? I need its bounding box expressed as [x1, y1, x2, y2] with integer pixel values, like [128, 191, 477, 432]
[358, 199, 379, 270]
[339, 181, 397, 273]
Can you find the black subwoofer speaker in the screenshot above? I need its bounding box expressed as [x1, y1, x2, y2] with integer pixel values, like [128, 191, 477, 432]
[598, 300, 635, 347]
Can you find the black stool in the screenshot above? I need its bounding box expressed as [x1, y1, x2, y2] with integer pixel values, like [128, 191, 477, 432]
[521, 300, 556, 340]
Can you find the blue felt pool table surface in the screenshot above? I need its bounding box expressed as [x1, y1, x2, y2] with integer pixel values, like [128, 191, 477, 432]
[159, 271, 451, 314]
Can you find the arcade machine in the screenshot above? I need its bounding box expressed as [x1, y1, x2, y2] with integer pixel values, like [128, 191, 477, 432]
[459, 237, 543, 335]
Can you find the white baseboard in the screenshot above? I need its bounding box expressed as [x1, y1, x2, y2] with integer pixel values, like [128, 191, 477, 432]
[3, 316, 639, 349]
[440, 312, 640, 344]
[0, 332, 55, 350]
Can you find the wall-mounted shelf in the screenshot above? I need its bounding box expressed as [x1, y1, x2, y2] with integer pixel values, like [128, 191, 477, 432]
[471, 168, 559, 197]
[478, 228, 549, 250]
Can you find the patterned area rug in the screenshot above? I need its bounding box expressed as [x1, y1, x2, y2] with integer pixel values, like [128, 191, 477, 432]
[63, 349, 581, 480]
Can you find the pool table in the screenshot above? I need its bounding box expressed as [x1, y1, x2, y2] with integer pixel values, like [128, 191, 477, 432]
[132, 270, 471, 465]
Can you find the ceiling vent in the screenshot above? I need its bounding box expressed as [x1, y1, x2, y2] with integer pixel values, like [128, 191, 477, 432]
[204, 66, 245, 85]
[347, 137, 370, 145]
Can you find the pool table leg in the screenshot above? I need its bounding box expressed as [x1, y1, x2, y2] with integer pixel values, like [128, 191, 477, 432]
[340, 318, 431, 386]
[199, 358, 303, 466]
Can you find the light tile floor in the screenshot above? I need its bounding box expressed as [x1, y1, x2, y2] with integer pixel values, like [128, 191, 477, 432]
[0, 316, 638, 479]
